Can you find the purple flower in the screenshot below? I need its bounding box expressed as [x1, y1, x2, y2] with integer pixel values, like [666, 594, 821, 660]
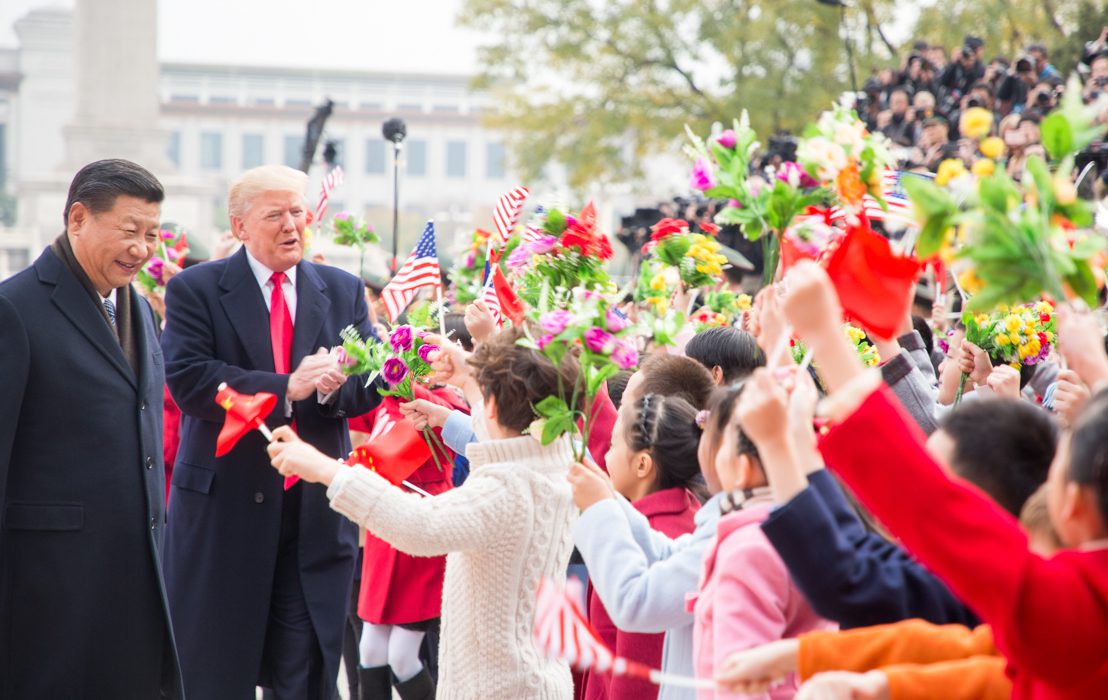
[612, 339, 639, 370]
[530, 235, 558, 255]
[565, 215, 578, 229]
[690, 158, 717, 192]
[584, 327, 616, 355]
[727, 198, 743, 209]
[507, 245, 531, 269]
[382, 357, 409, 385]
[717, 129, 737, 149]
[389, 325, 413, 352]
[605, 308, 629, 333]
[334, 211, 353, 222]
[160, 229, 176, 241]
[776, 161, 819, 189]
[417, 343, 439, 363]
[463, 250, 476, 268]
[147, 258, 165, 284]
[536, 333, 555, 350]
[540, 310, 575, 335]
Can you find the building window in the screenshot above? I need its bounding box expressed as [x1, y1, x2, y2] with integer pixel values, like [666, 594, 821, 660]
[242, 133, 264, 169]
[407, 140, 427, 177]
[365, 139, 386, 175]
[398, 103, 422, 112]
[446, 141, 467, 178]
[284, 135, 303, 169]
[200, 132, 223, 170]
[166, 130, 180, 168]
[486, 142, 506, 179]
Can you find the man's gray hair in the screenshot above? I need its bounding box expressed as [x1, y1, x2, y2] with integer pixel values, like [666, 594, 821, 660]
[228, 165, 308, 219]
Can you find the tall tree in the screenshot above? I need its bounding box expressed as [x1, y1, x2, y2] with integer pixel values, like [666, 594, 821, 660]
[459, 0, 899, 188]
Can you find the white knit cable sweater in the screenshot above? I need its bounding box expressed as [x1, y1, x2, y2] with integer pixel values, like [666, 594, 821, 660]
[327, 434, 578, 700]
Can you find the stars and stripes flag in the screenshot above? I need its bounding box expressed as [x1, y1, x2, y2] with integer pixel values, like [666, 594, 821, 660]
[488, 186, 530, 260]
[827, 170, 933, 229]
[533, 577, 712, 690]
[382, 221, 441, 323]
[315, 166, 345, 223]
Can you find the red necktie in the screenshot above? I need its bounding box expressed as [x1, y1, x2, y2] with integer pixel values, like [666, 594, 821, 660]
[269, 271, 293, 374]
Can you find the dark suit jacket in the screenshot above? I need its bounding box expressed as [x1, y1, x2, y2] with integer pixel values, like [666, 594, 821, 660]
[160, 248, 380, 699]
[0, 247, 181, 698]
[761, 470, 980, 629]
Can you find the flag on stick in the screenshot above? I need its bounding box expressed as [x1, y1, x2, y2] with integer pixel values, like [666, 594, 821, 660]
[382, 221, 442, 323]
[346, 397, 431, 486]
[488, 186, 530, 260]
[315, 166, 345, 223]
[215, 383, 277, 456]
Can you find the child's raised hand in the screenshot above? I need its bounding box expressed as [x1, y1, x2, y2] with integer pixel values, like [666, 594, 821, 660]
[1057, 303, 1108, 391]
[957, 340, 992, 387]
[781, 261, 843, 342]
[423, 334, 472, 389]
[786, 366, 820, 452]
[753, 287, 790, 368]
[1053, 369, 1091, 426]
[267, 426, 342, 486]
[796, 670, 890, 700]
[737, 368, 790, 448]
[400, 399, 451, 430]
[464, 301, 497, 345]
[567, 459, 615, 511]
[985, 364, 1021, 400]
[715, 638, 799, 695]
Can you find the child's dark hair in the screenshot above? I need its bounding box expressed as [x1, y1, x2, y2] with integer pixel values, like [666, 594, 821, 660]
[625, 393, 705, 495]
[468, 327, 578, 434]
[911, 315, 934, 357]
[704, 384, 759, 463]
[1065, 388, 1108, 526]
[443, 312, 474, 352]
[939, 398, 1057, 516]
[685, 327, 765, 384]
[607, 369, 635, 410]
[637, 354, 716, 409]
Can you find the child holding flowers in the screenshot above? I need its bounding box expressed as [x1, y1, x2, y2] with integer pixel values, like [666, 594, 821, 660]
[269, 329, 581, 699]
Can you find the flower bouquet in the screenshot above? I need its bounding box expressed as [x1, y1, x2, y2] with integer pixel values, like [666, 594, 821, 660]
[509, 203, 615, 309]
[519, 287, 638, 460]
[954, 301, 1057, 403]
[791, 323, 881, 371]
[685, 112, 827, 285]
[635, 218, 729, 310]
[336, 324, 451, 470]
[136, 225, 189, 293]
[330, 211, 379, 279]
[690, 290, 751, 332]
[449, 228, 522, 307]
[903, 76, 1108, 313]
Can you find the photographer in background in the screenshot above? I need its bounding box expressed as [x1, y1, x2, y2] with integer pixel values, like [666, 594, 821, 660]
[1028, 43, 1062, 81]
[997, 56, 1038, 116]
[938, 36, 986, 110]
[879, 87, 916, 147]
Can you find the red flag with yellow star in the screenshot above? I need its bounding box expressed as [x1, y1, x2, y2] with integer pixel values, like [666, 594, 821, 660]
[214, 383, 277, 457]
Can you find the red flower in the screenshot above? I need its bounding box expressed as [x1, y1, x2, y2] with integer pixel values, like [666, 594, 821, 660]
[699, 222, 720, 237]
[559, 201, 614, 260]
[650, 218, 689, 242]
[1038, 332, 1048, 344]
[1040, 313, 1051, 323]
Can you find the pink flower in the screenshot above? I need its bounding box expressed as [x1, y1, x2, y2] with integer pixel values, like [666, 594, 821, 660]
[463, 250, 476, 268]
[540, 310, 575, 335]
[536, 333, 555, 350]
[584, 327, 616, 355]
[612, 339, 639, 369]
[336, 347, 359, 370]
[690, 158, 717, 192]
[776, 161, 819, 189]
[605, 308, 628, 333]
[334, 211, 353, 222]
[417, 344, 439, 363]
[147, 258, 165, 285]
[507, 246, 531, 269]
[382, 357, 409, 385]
[530, 235, 558, 255]
[717, 129, 737, 149]
[389, 325, 413, 352]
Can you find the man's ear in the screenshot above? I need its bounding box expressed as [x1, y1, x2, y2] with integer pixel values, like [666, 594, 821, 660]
[230, 216, 247, 241]
[711, 366, 725, 385]
[67, 201, 90, 237]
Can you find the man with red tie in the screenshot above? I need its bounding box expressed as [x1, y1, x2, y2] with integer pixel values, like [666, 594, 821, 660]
[161, 165, 383, 699]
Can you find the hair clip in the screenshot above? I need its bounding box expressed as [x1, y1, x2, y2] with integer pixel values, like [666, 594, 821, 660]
[695, 410, 709, 428]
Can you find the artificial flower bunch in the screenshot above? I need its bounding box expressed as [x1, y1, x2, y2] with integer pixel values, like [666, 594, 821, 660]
[690, 290, 752, 332]
[904, 76, 1108, 313]
[964, 301, 1057, 369]
[509, 203, 615, 308]
[780, 206, 841, 268]
[136, 225, 190, 293]
[635, 218, 729, 310]
[450, 228, 521, 306]
[330, 211, 380, 279]
[796, 97, 896, 211]
[520, 287, 638, 459]
[685, 111, 826, 285]
[791, 323, 880, 369]
[336, 324, 450, 470]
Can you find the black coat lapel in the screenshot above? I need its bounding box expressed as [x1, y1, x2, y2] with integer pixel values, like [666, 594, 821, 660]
[291, 262, 331, 367]
[38, 251, 136, 389]
[218, 248, 275, 373]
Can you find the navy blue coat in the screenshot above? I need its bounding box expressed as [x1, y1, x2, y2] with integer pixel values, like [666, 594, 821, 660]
[0, 248, 181, 698]
[160, 248, 381, 699]
[761, 470, 980, 629]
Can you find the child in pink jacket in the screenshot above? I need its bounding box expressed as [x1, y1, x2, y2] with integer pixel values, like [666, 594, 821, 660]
[689, 382, 835, 699]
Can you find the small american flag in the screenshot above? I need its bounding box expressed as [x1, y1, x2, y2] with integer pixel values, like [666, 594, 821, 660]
[828, 170, 933, 229]
[480, 266, 503, 328]
[382, 221, 441, 323]
[315, 166, 345, 223]
[490, 186, 530, 256]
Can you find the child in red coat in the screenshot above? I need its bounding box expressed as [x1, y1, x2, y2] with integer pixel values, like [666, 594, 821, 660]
[771, 261, 1108, 700]
[582, 392, 703, 700]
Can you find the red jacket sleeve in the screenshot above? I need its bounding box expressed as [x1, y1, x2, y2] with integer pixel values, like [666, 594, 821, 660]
[818, 386, 1108, 688]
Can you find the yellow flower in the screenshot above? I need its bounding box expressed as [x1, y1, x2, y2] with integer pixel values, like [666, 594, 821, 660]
[1036, 301, 1052, 314]
[975, 314, 989, 326]
[979, 136, 1006, 160]
[996, 334, 1011, 346]
[1005, 315, 1021, 332]
[1009, 332, 1021, 346]
[1018, 344, 1031, 358]
[647, 296, 669, 314]
[736, 294, 752, 312]
[935, 159, 967, 187]
[971, 158, 996, 178]
[1010, 361, 1021, 370]
[959, 107, 994, 140]
[650, 273, 667, 292]
[1053, 176, 1077, 206]
[957, 268, 984, 294]
[844, 325, 866, 343]
[1045, 331, 1054, 343]
[997, 304, 1009, 313]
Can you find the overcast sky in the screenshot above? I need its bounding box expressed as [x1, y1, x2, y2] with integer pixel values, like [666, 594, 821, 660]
[1, 0, 484, 74]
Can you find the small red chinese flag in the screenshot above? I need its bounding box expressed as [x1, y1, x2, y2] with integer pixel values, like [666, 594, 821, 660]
[214, 383, 278, 457]
[824, 216, 921, 341]
[346, 397, 432, 486]
[492, 265, 526, 326]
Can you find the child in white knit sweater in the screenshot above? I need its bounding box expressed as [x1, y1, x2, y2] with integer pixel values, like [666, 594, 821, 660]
[268, 330, 579, 700]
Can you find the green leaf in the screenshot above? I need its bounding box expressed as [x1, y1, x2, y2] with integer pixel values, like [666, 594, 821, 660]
[586, 362, 620, 395]
[1065, 260, 1099, 308]
[1071, 234, 1106, 260]
[1040, 112, 1074, 162]
[534, 395, 569, 418]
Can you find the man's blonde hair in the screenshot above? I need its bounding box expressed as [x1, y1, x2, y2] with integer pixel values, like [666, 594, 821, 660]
[228, 165, 308, 219]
